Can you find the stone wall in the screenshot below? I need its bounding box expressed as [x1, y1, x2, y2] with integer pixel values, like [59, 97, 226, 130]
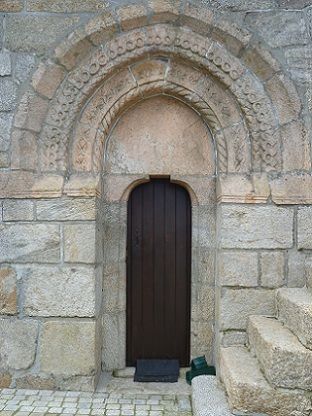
[0, 0, 311, 390]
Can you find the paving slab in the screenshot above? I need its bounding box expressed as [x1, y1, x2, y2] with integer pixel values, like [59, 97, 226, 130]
[0, 374, 192, 416]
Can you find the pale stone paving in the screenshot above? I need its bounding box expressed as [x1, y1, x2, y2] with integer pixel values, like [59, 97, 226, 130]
[0, 388, 192, 416]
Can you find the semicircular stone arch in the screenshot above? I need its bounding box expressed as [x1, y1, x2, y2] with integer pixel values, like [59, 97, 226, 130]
[11, 19, 300, 173]
[38, 23, 281, 175]
[72, 58, 250, 175]
[3, 2, 310, 395]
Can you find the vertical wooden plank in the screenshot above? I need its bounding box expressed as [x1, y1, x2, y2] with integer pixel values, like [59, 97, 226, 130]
[141, 181, 154, 358]
[164, 181, 176, 359]
[175, 186, 191, 365]
[153, 180, 166, 356]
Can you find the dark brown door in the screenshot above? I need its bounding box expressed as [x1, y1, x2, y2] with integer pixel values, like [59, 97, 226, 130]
[126, 179, 191, 366]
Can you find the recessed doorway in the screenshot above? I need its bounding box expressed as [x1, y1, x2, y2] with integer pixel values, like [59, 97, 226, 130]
[126, 179, 191, 366]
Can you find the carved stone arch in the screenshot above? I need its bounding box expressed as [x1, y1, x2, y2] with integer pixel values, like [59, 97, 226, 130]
[36, 24, 283, 175]
[11, 5, 305, 178]
[71, 61, 250, 175]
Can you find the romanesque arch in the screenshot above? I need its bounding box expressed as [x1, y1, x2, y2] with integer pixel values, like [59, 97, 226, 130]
[11, 4, 304, 183]
[2, 1, 310, 394]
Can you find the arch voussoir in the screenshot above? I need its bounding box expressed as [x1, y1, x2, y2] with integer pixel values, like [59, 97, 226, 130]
[12, 5, 303, 178]
[36, 23, 282, 176]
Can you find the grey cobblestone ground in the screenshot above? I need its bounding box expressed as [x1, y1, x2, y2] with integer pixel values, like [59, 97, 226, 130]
[0, 378, 192, 416]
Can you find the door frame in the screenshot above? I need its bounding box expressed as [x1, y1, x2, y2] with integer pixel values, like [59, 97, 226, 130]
[126, 179, 192, 366]
[101, 174, 216, 371]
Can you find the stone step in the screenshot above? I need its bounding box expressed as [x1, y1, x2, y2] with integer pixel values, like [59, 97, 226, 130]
[192, 375, 233, 416]
[277, 287, 312, 350]
[248, 315, 312, 390]
[220, 346, 312, 416]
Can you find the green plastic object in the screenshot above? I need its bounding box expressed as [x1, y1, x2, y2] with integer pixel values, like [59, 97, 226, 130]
[186, 356, 216, 385]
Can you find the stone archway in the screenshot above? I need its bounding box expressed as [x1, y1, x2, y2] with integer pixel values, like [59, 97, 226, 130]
[2, 1, 308, 392]
[99, 95, 216, 370]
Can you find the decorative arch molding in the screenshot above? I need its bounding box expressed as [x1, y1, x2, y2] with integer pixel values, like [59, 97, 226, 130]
[73, 65, 248, 175]
[38, 24, 281, 174]
[11, 4, 305, 182]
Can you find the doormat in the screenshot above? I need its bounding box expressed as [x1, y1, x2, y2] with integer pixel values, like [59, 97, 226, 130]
[134, 359, 179, 382]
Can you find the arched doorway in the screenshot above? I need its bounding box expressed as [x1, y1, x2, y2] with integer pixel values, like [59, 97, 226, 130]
[100, 95, 216, 371]
[126, 179, 192, 366]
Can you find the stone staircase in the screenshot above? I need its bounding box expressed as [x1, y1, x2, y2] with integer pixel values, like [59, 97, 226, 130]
[220, 286, 312, 416]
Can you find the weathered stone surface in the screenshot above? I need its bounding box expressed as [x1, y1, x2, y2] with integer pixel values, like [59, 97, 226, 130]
[64, 223, 96, 264]
[202, 0, 276, 11]
[245, 11, 309, 48]
[260, 251, 284, 288]
[280, 121, 311, 171]
[220, 288, 276, 330]
[84, 11, 116, 46]
[11, 129, 37, 170]
[23, 265, 96, 317]
[0, 319, 38, 370]
[149, 0, 180, 22]
[266, 74, 301, 126]
[106, 96, 215, 176]
[64, 175, 100, 197]
[0, 113, 13, 152]
[217, 174, 270, 204]
[248, 316, 312, 390]
[102, 175, 147, 203]
[218, 251, 258, 287]
[220, 346, 312, 416]
[27, 0, 109, 12]
[277, 288, 312, 350]
[242, 41, 280, 81]
[193, 285, 215, 323]
[0, 224, 60, 263]
[285, 45, 311, 86]
[5, 15, 82, 53]
[298, 207, 312, 248]
[221, 331, 247, 347]
[192, 375, 233, 416]
[192, 321, 214, 364]
[196, 247, 215, 286]
[36, 198, 96, 221]
[0, 79, 17, 111]
[0, 373, 12, 388]
[287, 250, 306, 288]
[102, 312, 125, 371]
[212, 18, 251, 56]
[3, 200, 34, 221]
[14, 90, 48, 133]
[278, 0, 312, 7]
[32, 62, 66, 99]
[0, 151, 9, 168]
[0, 0, 23, 11]
[0, 266, 17, 315]
[40, 321, 97, 376]
[181, 2, 213, 35]
[117, 4, 148, 30]
[219, 205, 293, 249]
[0, 52, 11, 76]
[271, 174, 312, 205]
[15, 375, 56, 390]
[305, 255, 312, 292]
[0, 172, 63, 198]
[14, 54, 36, 84]
[131, 59, 167, 85]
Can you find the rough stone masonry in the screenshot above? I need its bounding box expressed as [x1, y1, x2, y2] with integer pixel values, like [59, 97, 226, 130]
[0, 0, 311, 414]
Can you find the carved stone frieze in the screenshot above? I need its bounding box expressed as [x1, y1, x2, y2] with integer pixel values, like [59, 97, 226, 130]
[73, 78, 229, 174]
[35, 23, 281, 173]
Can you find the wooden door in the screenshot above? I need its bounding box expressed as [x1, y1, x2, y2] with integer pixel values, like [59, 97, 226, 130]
[126, 179, 191, 366]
